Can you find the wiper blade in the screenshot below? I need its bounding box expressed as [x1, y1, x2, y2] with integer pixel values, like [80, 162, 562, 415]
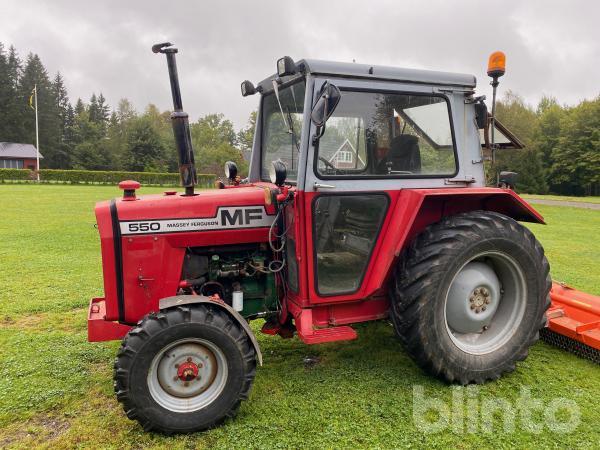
[271, 80, 292, 134]
[286, 109, 300, 152]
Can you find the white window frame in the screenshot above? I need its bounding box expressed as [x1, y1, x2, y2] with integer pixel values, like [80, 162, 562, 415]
[338, 150, 353, 163]
[1, 159, 24, 169]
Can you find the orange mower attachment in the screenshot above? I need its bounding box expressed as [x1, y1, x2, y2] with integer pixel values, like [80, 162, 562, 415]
[542, 282, 600, 363]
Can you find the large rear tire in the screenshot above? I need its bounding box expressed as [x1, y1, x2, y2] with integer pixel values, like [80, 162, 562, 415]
[114, 304, 256, 433]
[390, 211, 551, 384]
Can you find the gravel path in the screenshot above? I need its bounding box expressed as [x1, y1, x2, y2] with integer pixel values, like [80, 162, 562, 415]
[526, 198, 600, 210]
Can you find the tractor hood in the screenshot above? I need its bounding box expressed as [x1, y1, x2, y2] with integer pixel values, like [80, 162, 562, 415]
[106, 184, 278, 235]
[93, 184, 280, 323]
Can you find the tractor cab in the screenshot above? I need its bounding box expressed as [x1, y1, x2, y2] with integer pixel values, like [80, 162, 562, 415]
[248, 59, 484, 189]
[240, 58, 535, 308]
[247, 58, 522, 189]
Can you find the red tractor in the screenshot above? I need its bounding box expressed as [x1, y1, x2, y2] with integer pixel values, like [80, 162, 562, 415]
[88, 43, 599, 433]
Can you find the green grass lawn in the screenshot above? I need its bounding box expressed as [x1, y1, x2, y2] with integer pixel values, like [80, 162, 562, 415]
[0, 186, 598, 449]
[522, 194, 600, 204]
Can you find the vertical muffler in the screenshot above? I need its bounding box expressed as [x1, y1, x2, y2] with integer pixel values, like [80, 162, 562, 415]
[152, 42, 197, 196]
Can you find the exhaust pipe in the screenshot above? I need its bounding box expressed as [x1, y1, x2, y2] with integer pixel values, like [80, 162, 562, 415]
[152, 42, 197, 196]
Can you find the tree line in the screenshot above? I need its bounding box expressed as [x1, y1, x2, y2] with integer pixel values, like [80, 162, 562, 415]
[0, 42, 254, 175]
[1, 42, 598, 195]
[493, 91, 599, 196]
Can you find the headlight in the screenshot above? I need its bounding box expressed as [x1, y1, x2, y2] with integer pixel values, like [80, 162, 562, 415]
[240, 80, 256, 97]
[269, 160, 287, 186]
[224, 161, 238, 180]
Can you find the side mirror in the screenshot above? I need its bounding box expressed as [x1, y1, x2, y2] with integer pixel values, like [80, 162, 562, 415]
[277, 56, 297, 77]
[475, 102, 488, 129]
[310, 81, 341, 127]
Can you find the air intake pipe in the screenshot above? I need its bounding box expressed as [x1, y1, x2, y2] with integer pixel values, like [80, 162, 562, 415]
[152, 42, 197, 196]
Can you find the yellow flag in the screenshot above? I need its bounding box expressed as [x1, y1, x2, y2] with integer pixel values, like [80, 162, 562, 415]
[29, 86, 36, 110]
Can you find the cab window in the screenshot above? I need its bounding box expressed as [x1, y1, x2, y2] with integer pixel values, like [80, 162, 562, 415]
[261, 81, 306, 182]
[315, 91, 457, 177]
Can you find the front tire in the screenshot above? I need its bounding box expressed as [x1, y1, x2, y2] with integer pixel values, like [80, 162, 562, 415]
[390, 211, 551, 384]
[114, 304, 256, 433]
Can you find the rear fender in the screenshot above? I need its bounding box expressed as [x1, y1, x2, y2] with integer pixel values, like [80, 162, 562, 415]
[420, 188, 544, 224]
[365, 188, 545, 294]
[395, 188, 544, 256]
[159, 295, 263, 366]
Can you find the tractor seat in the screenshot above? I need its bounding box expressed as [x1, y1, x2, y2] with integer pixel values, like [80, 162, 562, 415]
[386, 135, 422, 173]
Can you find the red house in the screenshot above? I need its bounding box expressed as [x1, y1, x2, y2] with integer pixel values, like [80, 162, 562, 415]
[0, 142, 43, 170]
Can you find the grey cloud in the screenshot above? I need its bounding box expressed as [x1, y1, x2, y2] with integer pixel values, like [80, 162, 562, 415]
[1, 0, 598, 128]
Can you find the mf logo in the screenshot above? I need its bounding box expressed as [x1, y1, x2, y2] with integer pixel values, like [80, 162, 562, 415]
[220, 207, 265, 227]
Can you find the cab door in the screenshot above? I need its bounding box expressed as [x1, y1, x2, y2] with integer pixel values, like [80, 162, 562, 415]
[308, 192, 390, 300]
[303, 77, 461, 304]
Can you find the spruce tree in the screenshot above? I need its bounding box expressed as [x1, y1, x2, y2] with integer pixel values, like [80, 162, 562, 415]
[52, 73, 70, 136]
[51, 72, 72, 167]
[88, 93, 98, 123]
[63, 103, 75, 148]
[74, 98, 85, 116]
[97, 93, 110, 123]
[4, 45, 24, 142]
[0, 43, 11, 140]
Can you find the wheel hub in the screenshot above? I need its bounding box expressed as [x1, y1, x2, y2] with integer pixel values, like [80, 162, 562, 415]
[446, 262, 500, 334]
[177, 360, 200, 382]
[469, 286, 492, 313]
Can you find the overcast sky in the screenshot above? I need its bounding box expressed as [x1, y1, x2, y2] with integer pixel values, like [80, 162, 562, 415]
[1, 0, 598, 128]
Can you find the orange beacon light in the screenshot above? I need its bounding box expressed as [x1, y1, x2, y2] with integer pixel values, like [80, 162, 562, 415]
[487, 51, 506, 78]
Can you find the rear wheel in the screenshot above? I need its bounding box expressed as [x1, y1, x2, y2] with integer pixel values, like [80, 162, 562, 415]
[390, 211, 551, 384]
[114, 304, 256, 433]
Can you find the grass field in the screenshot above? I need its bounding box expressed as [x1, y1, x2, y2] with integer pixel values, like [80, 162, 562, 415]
[0, 185, 599, 449]
[521, 194, 600, 205]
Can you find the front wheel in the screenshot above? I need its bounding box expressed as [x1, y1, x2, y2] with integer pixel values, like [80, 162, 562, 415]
[390, 211, 551, 384]
[114, 305, 256, 433]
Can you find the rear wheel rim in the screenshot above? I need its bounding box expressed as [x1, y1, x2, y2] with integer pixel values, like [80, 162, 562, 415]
[147, 338, 228, 413]
[444, 251, 527, 355]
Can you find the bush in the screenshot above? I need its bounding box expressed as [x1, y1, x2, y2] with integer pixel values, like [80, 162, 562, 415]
[0, 169, 33, 181]
[0, 169, 216, 187]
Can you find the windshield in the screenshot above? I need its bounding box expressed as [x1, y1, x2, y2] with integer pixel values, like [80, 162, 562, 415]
[261, 80, 306, 181]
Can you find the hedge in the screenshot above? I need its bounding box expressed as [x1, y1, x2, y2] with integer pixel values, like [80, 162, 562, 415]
[0, 169, 33, 181]
[0, 169, 216, 187]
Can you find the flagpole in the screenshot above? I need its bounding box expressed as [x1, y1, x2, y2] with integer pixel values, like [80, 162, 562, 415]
[34, 84, 40, 181]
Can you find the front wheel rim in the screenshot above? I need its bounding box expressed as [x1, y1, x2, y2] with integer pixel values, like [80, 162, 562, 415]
[444, 251, 527, 355]
[147, 338, 228, 413]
